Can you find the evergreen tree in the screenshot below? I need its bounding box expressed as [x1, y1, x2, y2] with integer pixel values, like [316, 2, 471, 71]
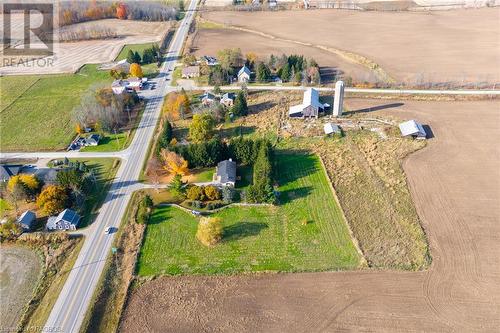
[256, 62, 271, 83]
[280, 63, 291, 82]
[126, 50, 135, 64]
[231, 90, 248, 117]
[133, 51, 141, 64]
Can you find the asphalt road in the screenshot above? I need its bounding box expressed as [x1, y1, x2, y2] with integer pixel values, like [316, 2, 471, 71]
[42, 1, 198, 332]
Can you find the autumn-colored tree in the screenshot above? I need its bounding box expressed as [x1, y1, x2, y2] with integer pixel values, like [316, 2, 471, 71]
[0, 218, 22, 241]
[159, 149, 189, 176]
[36, 185, 68, 215]
[186, 185, 205, 201]
[245, 52, 258, 69]
[129, 63, 143, 78]
[162, 92, 180, 120]
[204, 185, 221, 201]
[170, 137, 178, 146]
[146, 156, 163, 189]
[196, 217, 222, 246]
[75, 123, 84, 134]
[189, 113, 215, 143]
[174, 89, 190, 118]
[116, 2, 127, 19]
[7, 174, 41, 199]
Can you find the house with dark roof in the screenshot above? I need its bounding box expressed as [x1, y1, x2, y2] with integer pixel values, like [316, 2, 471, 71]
[237, 66, 251, 83]
[84, 134, 100, 146]
[17, 210, 36, 231]
[0, 165, 22, 182]
[201, 91, 217, 105]
[213, 159, 237, 187]
[46, 209, 81, 231]
[220, 92, 236, 107]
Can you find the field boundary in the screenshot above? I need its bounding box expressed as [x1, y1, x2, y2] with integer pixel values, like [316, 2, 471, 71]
[317, 155, 367, 267]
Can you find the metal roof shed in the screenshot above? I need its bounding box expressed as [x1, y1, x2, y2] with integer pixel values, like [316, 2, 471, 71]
[324, 123, 341, 135]
[399, 120, 427, 139]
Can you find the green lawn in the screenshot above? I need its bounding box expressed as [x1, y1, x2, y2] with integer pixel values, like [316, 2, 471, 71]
[136, 152, 360, 276]
[115, 43, 161, 78]
[0, 65, 110, 151]
[68, 158, 120, 227]
[0, 198, 11, 215]
[190, 168, 214, 183]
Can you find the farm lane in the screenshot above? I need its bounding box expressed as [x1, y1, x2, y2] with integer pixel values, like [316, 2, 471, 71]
[40, 1, 199, 332]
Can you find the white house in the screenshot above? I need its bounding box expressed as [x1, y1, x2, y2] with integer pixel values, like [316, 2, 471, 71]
[111, 77, 147, 94]
[289, 88, 328, 118]
[220, 92, 235, 107]
[399, 120, 427, 139]
[46, 209, 81, 231]
[237, 66, 251, 83]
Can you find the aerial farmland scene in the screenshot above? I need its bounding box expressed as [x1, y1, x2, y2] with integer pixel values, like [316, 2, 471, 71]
[0, 0, 498, 332]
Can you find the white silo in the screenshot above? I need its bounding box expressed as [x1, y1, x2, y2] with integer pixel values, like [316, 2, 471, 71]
[333, 80, 344, 117]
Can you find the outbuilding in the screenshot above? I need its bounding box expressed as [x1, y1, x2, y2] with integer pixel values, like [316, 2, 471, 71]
[399, 120, 427, 139]
[289, 88, 328, 118]
[17, 210, 36, 231]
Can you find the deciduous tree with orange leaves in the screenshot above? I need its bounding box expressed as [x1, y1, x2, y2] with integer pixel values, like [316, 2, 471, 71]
[36, 185, 68, 215]
[159, 149, 189, 176]
[116, 2, 127, 19]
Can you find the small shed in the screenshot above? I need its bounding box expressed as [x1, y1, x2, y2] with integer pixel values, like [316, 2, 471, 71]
[399, 120, 427, 139]
[324, 123, 341, 135]
[237, 66, 251, 83]
[182, 66, 200, 78]
[214, 159, 237, 187]
[17, 210, 36, 231]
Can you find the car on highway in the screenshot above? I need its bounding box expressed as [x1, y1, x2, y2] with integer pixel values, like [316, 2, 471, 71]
[104, 226, 114, 234]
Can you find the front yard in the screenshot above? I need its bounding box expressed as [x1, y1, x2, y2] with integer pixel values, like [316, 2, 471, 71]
[136, 152, 361, 276]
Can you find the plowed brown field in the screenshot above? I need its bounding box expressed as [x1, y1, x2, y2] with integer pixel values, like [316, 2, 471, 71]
[120, 100, 500, 332]
[201, 8, 500, 85]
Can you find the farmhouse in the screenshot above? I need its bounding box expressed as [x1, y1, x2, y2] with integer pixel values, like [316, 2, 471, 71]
[213, 159, 237, 187]
[46, 209, 81, 231]
[289, 88, 327, 118]
[84, 134, 100, 146]
[112, 77, 147, 94]
[0, 165, 22, 182]
[17, 210, 36, 231]
[182, 66, 200, 78]
[399, 120, 427, 139]
[202, 55, 218, 66]
[324, 123, 341, 135]
[220, 92, 235, 107]
[237, 65, 251, 83]
[201, 91, 217, 105]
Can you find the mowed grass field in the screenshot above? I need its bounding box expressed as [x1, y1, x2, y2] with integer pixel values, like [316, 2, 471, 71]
[136, 152, 360, 276]
[0, 65, 110, 151]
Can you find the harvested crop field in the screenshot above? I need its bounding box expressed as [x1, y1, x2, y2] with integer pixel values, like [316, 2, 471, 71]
[120, 100, 500, 332]
[0, 246, 42, 330]
[192, 28, 375, 83]
[0, 17, 170, 75]
[201, 8, 500, 85]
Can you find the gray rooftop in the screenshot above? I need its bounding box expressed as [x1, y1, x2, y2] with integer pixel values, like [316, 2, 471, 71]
[216, 159, 237, 184]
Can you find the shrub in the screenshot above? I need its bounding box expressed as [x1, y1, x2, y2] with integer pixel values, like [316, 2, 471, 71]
[130, 63, 143, 78]
[204, 185, 221, 201]
[206, 200, 223, 210]
[196, 217, 222, 246]
[222, 186, 235, 204]
[192, 200, 204, 209]
[136, 194, 154, 224]
[0, 218, 23, 241]
[186, 186, 205, 201]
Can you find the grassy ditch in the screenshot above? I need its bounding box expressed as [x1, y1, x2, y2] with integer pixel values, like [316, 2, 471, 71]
[79, 192, 146, 333]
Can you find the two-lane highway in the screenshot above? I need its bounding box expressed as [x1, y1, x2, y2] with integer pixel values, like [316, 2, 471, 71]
[43, 1, 198, 332]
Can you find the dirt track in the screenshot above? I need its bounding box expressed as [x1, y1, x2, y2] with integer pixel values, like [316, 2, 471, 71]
[202, 8, 500, 85]
[121, 100, 500, 332]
